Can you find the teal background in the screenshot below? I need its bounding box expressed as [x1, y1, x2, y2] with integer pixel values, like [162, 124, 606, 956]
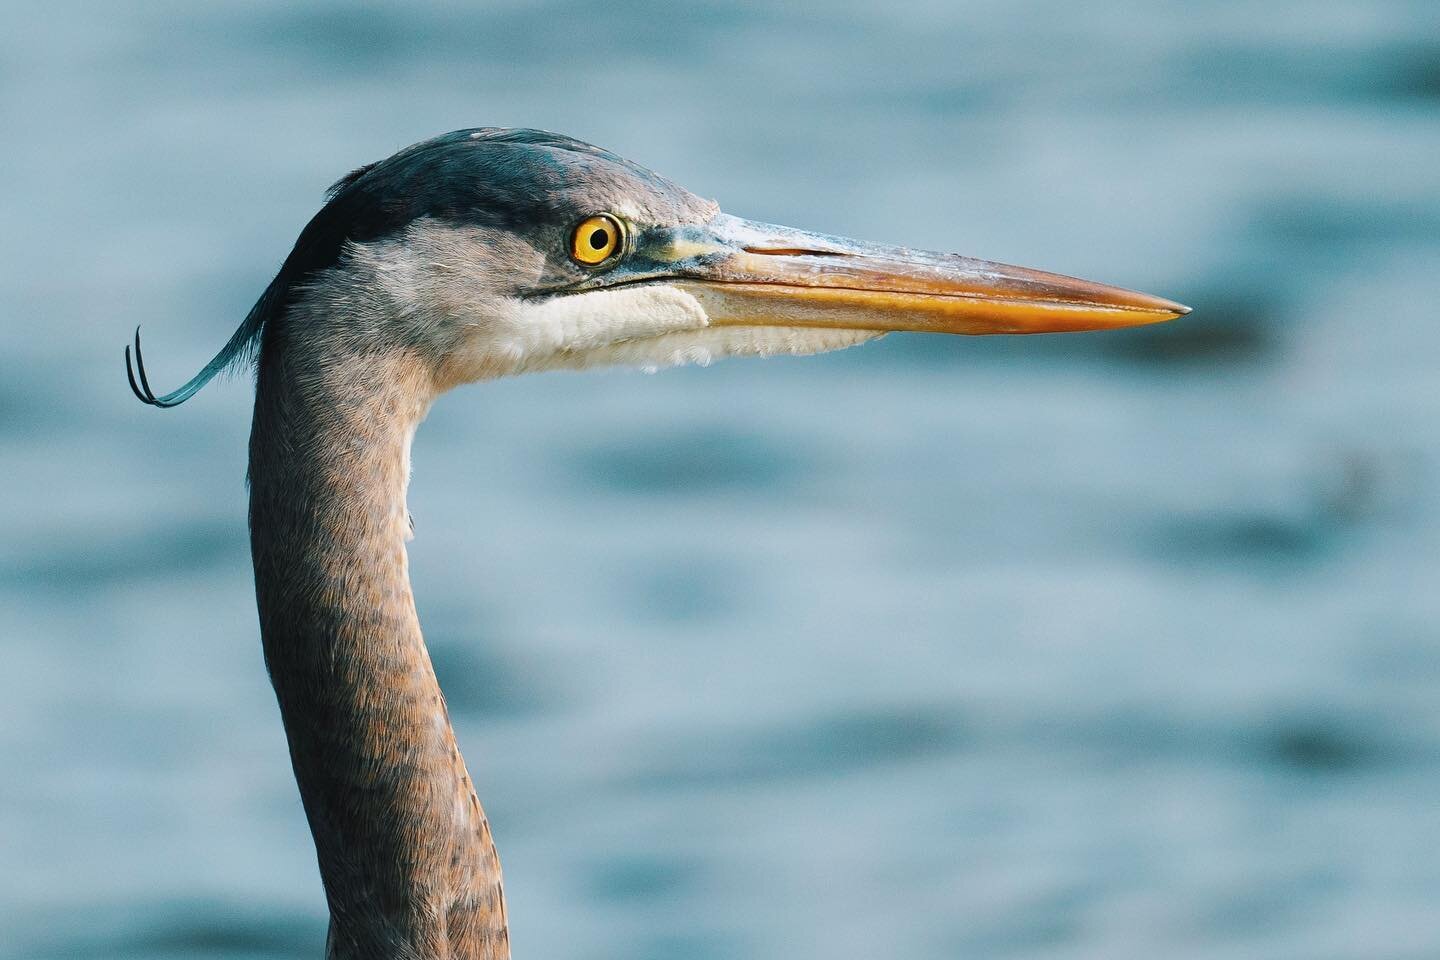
[3, 2, 1438, 957]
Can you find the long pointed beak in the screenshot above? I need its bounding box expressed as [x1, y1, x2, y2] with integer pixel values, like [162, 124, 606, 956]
[639, 215, 1188, 335]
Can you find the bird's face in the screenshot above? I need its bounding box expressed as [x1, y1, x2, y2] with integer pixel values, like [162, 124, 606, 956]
[302, 129, 1188, 389]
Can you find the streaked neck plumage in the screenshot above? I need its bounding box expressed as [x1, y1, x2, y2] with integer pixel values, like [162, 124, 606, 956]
[247, 287, 509, 959]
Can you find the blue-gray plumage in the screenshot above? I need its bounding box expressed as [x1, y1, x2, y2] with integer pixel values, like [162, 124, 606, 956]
[127, 128, 1187, 959]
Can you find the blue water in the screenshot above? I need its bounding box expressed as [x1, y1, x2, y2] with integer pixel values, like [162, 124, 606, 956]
[3, 1, 1439, 957]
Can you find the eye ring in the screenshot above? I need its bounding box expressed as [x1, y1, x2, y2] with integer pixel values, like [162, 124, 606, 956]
[570, 214, 626, 267]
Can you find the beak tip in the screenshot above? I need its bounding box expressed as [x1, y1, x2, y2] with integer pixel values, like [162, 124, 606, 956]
[1135, 294, 1190, 324]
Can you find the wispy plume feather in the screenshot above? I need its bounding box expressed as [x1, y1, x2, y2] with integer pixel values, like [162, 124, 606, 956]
[125, 277, 281, 408]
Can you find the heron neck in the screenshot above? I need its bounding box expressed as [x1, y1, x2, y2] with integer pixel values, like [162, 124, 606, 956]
[247, 329, 509, 959]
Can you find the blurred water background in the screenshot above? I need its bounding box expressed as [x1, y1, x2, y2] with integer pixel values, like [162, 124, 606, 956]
[3, 1, 1439, 957]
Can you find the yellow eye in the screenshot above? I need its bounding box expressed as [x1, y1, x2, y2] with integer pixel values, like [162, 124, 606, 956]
[570, 214, 624, 266]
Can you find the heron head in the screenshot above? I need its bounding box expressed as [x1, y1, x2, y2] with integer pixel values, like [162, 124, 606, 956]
[127, 128, 1187, 407]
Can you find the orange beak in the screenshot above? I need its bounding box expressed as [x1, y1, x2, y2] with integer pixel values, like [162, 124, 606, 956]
[655, 214, 1188, 335]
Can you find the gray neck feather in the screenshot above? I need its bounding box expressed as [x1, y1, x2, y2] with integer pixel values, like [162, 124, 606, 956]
[247, 286, 509, 960]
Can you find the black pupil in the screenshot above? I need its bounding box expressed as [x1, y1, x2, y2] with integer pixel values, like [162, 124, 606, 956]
[588, 227, 610, 251]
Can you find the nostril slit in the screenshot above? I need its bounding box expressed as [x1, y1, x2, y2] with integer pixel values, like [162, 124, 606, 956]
[742, 246, 844, 257]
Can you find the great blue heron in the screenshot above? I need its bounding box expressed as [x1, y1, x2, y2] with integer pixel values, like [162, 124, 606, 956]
[126, 128, 1187, 959]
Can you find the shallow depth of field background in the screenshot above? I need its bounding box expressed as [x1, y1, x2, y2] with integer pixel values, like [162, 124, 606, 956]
[3, 2, 1439, 958]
